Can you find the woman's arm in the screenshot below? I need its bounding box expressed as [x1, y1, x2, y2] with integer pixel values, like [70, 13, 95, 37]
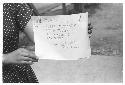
[24, 19, 35, 44]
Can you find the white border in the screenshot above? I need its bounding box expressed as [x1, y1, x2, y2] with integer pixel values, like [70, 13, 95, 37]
[0, 2, 3, 84]
[0, 0, 124, 85]
[1, 0, 125, 3]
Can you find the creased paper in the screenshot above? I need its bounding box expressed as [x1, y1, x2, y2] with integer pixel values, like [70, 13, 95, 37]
[32, 13, 91, 60]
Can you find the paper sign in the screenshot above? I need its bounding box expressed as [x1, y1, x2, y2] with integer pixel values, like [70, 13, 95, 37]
[32, 13, 91, 60]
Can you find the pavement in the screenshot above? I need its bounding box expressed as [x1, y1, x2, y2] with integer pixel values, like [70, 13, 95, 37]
[31, 55, 123, 83]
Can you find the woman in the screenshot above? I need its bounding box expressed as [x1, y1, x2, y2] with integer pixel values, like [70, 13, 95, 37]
[3, 3, 39, 83]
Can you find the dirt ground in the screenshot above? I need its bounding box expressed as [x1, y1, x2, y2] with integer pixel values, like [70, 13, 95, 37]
[31, 55, 123, 83]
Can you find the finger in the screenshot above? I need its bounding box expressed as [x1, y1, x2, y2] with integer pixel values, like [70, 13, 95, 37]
[20, 61, 33, 65]
[19, 51, 39, 61]
[19, 49, 34, 57]
[19, 48, 30, 53]
[19, 56, 33, 61]
[19, 49, 39, 60]
[19, 52, 29, 56]
[22, 57, 38, 62]
[28, 52, 39, 60]
[17, 55, 38, 62]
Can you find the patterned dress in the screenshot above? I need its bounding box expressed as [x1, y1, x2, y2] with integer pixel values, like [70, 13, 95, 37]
[3, 3, 38, 83]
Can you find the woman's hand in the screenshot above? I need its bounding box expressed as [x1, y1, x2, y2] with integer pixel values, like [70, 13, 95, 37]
[2, 48, 39, 65]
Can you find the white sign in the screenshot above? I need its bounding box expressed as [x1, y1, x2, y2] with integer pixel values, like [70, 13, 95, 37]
[32, 13, 91, 60]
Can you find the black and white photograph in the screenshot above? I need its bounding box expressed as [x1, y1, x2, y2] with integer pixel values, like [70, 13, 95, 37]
[2, 2, 123, 83]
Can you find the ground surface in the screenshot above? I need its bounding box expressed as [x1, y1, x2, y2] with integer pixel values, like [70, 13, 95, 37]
[31, 55, 123, 83]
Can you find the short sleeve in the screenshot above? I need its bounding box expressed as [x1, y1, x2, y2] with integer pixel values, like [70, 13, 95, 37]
[16, 4, 33, 31]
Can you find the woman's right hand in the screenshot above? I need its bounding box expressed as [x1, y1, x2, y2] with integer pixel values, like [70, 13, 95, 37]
[2, 48, 39, 65]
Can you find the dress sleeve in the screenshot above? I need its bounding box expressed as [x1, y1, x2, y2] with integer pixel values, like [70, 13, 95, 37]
[16, 4, 33, 31]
